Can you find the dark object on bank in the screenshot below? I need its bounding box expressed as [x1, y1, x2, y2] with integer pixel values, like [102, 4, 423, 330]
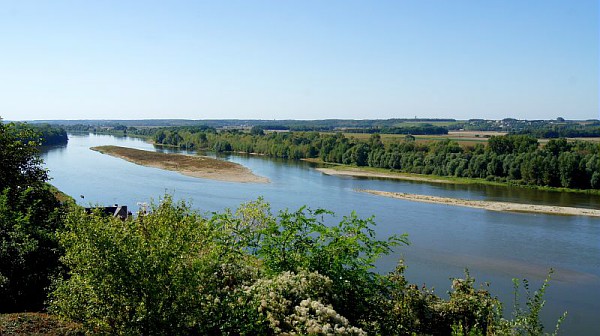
[85, 204, 130, 220]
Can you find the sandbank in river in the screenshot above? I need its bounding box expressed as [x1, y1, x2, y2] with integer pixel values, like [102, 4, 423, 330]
[316, 167, 455, 184]
[318, 167, 600, 216]
[91, 146, 269, 183]
[358, 189, 600, 217]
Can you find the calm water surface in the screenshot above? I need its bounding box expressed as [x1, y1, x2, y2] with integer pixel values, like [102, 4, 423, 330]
[42, 134, 600, 335]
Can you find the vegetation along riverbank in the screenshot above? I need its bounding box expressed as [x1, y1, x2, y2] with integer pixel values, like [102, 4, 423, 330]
[316, 164, 600, 195]
[139, 126, 600, 193]
[358, 189, 600, 217]
[91, 145, 269, 183]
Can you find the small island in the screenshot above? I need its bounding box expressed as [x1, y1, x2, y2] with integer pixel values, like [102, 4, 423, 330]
[91, 146, 269, 183]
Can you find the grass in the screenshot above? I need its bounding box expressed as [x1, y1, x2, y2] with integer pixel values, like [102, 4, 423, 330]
[0, 313, 83, 335]
[335, 131, 499, 147]
[47, 184, 74, 203]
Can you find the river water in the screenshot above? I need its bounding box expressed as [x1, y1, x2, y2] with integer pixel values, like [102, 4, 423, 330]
[41, 133, 600, 334]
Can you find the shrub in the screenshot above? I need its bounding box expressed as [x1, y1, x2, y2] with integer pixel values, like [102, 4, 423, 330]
[50, 196, 250, 334]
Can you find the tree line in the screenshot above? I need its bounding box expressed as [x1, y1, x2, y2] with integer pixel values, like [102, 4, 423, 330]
[149, 127, 600, 190]
[12, 123, 68, 146]
[513, 124, 600, 138]
[343, 124, 448, 135]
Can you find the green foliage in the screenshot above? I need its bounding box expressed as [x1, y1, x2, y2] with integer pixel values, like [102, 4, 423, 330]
[370, 264, 501, 335]
[213, 139, 233, 152]
[488, 135, 538, 155]
[51, 196, 245, 334]
[0, 122, 48, 192]
[343, 124, 448, 135]
[18, 123, 68, 146]
[257, 205, 408, 329]
[50, 197, 406, 334]
[250, 126, 265, 135]
[504, 270, 567, 336]
[441, 272, 501, 335]
[0, 187, 66, 312]
[49, 195, 566, 335]
[0, 120, 67, 312]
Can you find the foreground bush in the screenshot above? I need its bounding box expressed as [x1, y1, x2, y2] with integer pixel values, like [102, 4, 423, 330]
[50, 196, 564, 335]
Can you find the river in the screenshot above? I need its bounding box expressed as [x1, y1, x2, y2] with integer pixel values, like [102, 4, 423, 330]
[41, 133, 600, 335]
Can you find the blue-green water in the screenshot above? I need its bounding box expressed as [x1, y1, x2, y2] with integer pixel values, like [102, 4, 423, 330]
[42, 134, 600, 335]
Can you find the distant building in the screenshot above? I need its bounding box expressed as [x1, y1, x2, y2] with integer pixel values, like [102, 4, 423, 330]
[85, 204, 130, 220]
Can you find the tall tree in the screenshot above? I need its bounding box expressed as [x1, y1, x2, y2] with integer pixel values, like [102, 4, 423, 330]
[0, 121, 48, 192]
[0, 119, 66, 312]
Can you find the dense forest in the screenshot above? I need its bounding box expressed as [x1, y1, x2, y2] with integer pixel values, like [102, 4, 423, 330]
[513, 124, 600, 138]
[148, 127, 600, 190]
[1, 120, 565, 335]
[343, 124, 447, 135]
[12, 123, 68, 146]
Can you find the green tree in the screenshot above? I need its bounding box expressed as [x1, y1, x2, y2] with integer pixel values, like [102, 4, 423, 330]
[0, 120, 66, 312]
[257, 206, 408, 330]
[51, 196, 255, 334]
[558, 152, 579, 188]
[250, 126, 265, 135]
[0, 122, 48, 191]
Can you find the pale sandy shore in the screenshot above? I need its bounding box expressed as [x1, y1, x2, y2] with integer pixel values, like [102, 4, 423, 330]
[316, 167, 455, 184]
[358, 189, 600, 217]
[91, 146, 269, 183]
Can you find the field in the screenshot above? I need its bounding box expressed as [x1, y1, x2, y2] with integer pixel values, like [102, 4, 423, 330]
[335, 131, 600, 147]
[337, 130, 505, 147]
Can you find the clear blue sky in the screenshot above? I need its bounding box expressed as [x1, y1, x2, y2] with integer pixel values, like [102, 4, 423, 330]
[1, 0, 598, 121]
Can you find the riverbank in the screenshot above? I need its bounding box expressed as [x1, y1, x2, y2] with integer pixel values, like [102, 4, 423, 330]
[358, 189, 600, 217]
[91, 146, 269, 183]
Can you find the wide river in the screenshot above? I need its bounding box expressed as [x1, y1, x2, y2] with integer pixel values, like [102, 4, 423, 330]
[42, 133, 600, 335]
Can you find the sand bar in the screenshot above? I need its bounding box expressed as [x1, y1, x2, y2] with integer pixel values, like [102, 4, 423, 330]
[358, 189, 600, 217]
[91, 146, 269, 183]
[317, 167, 454, 184]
